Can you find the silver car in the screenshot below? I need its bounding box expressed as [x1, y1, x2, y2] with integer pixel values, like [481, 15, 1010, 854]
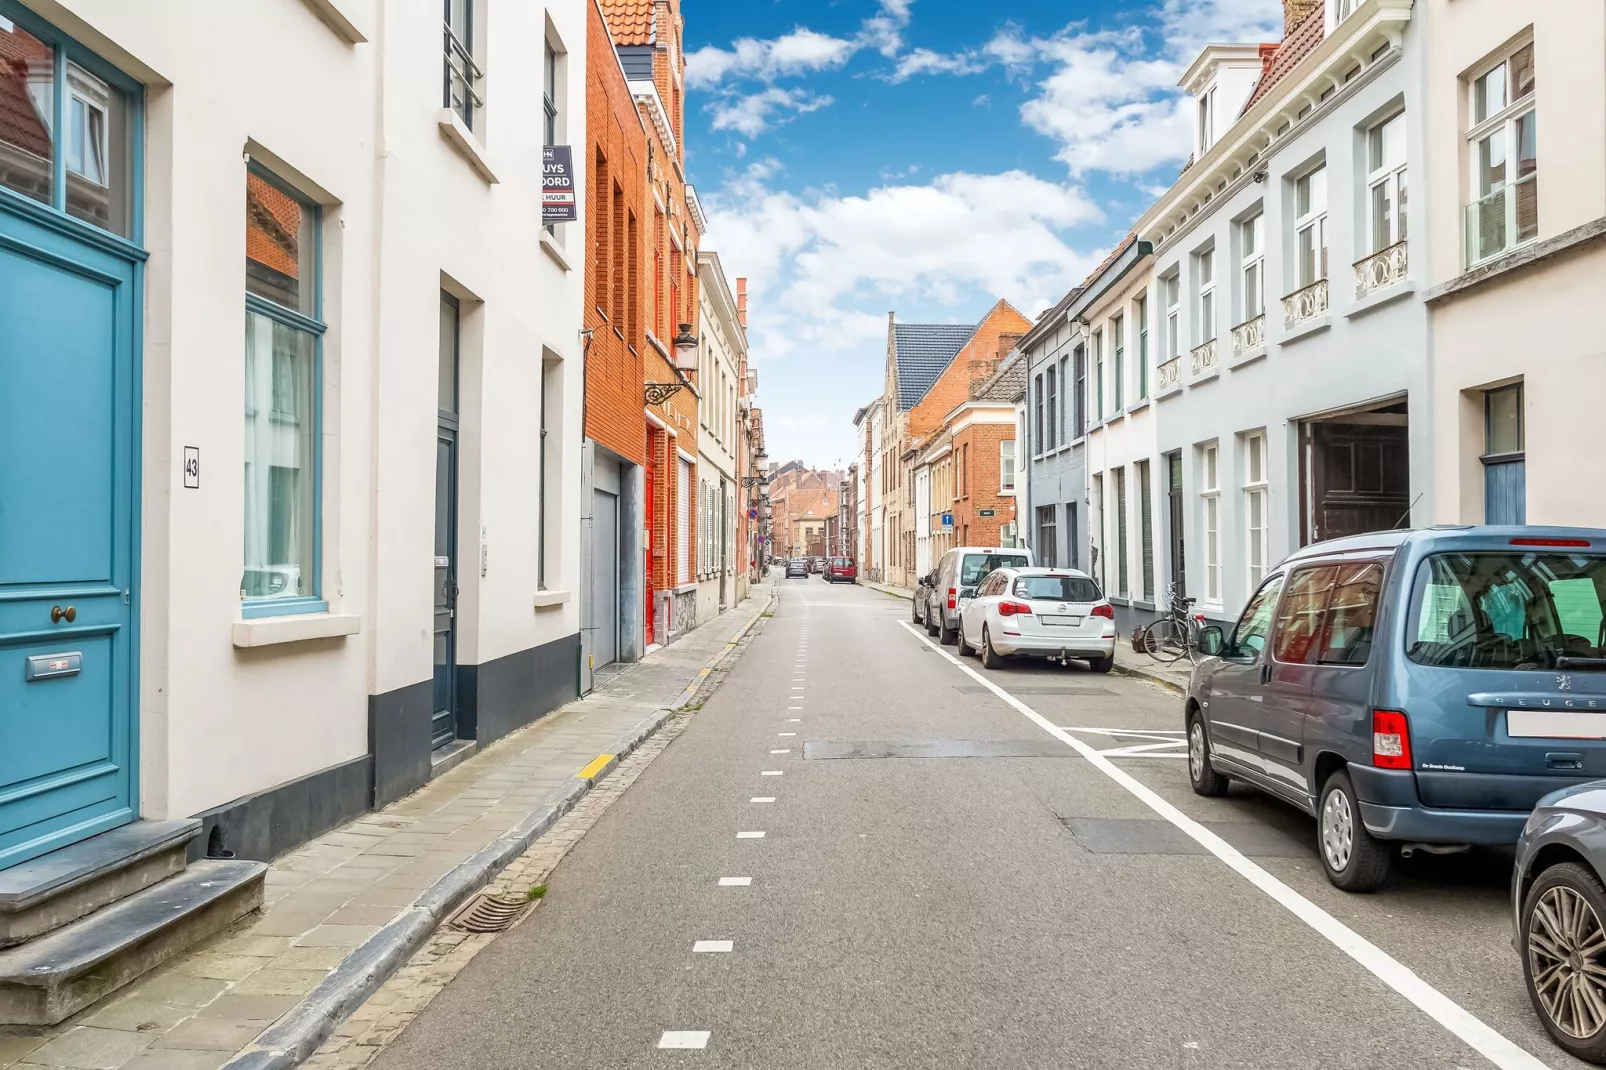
[1512, 781, 1606, 1063]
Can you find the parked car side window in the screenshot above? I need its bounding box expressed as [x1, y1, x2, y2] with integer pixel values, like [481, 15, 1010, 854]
[1317, 563, 1383, 666]
[1409, 551, 1606, 669]
[1230, 575, 1285, 657]
[1273, 567, 1335, 664]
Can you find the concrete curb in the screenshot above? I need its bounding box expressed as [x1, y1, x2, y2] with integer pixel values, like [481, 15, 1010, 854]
[1112, 658, 1189, 695]
[221, 590, 777, 1070]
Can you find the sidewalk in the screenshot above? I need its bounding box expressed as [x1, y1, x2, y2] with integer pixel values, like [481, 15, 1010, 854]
[860, 578, 1188, 693]
[0, 586, 775, 1070]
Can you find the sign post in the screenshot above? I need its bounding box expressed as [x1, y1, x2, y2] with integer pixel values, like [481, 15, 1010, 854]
[542, 146, 577, 224]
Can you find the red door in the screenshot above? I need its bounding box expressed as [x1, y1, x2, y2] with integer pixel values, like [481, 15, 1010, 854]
[644, 437, 656, 646]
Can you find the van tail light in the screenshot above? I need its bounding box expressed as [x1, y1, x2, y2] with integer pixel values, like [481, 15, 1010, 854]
[1511, 537, 1591, 548]
[1372, 709, 1412, 769]
[1091, 603, 1115, 620]
[997, 601, 1031, 617]
[947, 587, 957, 610]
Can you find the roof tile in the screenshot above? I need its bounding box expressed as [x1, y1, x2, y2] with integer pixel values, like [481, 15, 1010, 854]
[1242, 2, 1325, 114]
[599, 0, 654, 46]
[893, 322, 976, 410]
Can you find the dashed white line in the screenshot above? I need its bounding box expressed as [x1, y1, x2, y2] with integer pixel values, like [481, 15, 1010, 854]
[736, 830, 766, 839]
[778, 732, 796, 736]
[718, 877, 752, 886]
[895, 619, 1553, 1070]
[658, 1031, 711, 1050]
[761, 770, 783, 776]
[788, 717, 801, 722]
[750, 796, 775, 803]
[771, 749, 791, 754]
[693, 940, 734, 953]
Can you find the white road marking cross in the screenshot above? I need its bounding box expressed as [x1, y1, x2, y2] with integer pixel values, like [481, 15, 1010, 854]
[718, 877, 752, 886]
[896, 619, 1554, 1070]
[658, 1031, 711, 1049]
[693, 940, 733, 953]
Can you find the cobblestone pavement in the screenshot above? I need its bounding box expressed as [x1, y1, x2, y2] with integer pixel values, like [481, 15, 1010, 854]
[0, 588, 772, 1070]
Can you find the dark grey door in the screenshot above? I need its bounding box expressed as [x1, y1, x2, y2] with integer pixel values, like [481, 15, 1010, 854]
[433, 431, 459, 748]
[592, 489, 619, 667]
[1166, 452, 1184, 598]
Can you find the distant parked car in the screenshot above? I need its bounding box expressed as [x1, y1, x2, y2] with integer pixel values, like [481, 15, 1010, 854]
[785, 559, 807, 578]
[826, 557, 857, 583]
[1513, 782, 1606, 1064]
[957, 567, 1115, 672]
[1186, 525, 1606, 893]
[913, 571, 937, 629]
[928, 547, 1034, 645]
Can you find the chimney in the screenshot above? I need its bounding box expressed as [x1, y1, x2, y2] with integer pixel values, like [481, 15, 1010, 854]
[1259, 41, 1279, 75]
[1283, 0, 1318, 35]
[736, 277, 748, 328]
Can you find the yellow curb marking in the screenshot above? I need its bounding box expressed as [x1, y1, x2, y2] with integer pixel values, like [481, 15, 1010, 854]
[578, 754, 615, 780]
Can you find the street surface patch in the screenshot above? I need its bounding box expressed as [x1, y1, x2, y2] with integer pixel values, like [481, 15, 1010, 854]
[805, 739, 1074, 760]
[1060, 817, 1310, 858]
[955, 684, 1116, 696]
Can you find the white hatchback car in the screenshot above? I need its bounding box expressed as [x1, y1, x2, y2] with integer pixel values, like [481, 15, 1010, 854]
[956, 566, 1116, 672]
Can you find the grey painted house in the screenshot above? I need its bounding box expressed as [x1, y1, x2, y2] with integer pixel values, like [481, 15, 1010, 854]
[1017, 288, 1089, 573]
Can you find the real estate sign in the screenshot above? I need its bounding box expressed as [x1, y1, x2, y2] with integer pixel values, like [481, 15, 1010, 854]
[542, 146, 577, 224]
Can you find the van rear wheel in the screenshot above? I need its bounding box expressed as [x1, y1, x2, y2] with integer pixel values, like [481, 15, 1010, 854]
[1318, 769, 1391, 892]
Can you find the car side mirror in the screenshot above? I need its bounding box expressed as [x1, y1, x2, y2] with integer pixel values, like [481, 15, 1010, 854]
[1198, 625, 1226, 657]
[958, 590, 974, 605]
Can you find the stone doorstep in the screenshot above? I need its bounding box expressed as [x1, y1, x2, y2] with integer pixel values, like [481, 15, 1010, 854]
[0, 821, 202, 948]
[0, 860, 266, 1026]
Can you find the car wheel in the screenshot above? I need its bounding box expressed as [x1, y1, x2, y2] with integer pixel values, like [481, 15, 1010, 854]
[912, 599, 922, 624]
[956, 624, 974, 657]
[925, 610, 939, 636]
[939, 618, 957, 645]
[1187, 712, 1230, 797]
[1317, 769, 1391, 892]
[1522, 862, 1606, 1062]
[1087, 654, 1115, 674]
[981, 627, 1004, 669]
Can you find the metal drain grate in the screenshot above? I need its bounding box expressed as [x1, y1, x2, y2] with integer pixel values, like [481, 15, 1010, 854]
[449, 893, 533, 933]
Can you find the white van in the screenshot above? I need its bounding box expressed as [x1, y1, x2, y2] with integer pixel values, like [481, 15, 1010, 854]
[926, 546, 1034, 644]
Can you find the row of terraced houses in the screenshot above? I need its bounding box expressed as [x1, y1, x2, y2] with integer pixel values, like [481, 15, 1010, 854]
[855, 0, 1605, 640]
[0, 0, 767, 1014]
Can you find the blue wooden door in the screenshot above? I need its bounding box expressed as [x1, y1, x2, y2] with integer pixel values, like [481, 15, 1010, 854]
[0, 203, 139, 870]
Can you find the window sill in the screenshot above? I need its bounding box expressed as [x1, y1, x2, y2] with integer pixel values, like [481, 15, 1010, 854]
[533, 589, 572, 609]
[1427, 217, 1606, 304]
[297, 0, 367, 41]
[1105, 410, 1128, 425]
[1126, 399, 1151, 416]
[1279, 314, 1330, 345]
[1228, 346, 1267, 371]
[1154, 383, 1184, 402]
[1345, 278, 1415, 318]
[436, 109, 499, 185]
[232, 611, 361, 649]
[1189, 370, 1220, 388]
[540, 230, 573, 272]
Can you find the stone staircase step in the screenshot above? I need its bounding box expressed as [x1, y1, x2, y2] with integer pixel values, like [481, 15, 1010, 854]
[0, 859, 265, 1025]
[0, 819, 202, 948]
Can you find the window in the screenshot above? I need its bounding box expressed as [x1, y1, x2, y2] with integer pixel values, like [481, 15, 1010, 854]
[1058, 355, 1070, 442]
[1196, 249, 1215, 343]
[1112, 314, 1125, 411]
[1239, 215, 1264, 321]
[1164, 275, 1180, 360]
[1138, 459, 1154, 601]
[1000, 440, 1016, 493]
[1244, 433, 1268, 588]
[543, 40, 558, 235]
[1037, 505, 1057, 569]
[1114, 467, 1129, 599]
[243, 169, 323, 613]
[1093, 330, 1104, 420]
[1295, 166, 1328, 287]
[1198, 86, 1215, 151]
[1483, 382, 1525, 524]
[1201, 444, 1220, 602]
[1408, 551, 1606, 669]
[1046, 365, 1058, 450]
[1367, 113, 1407, 253]
[1467, 41, 1537, 264]
[1016, 574, 1101, 602]
[443, 0, 482, 132]
[1073, 346, 1087, 437]
[1092, 473, 1104, 590]
[1333, 0, 1357, 22]
[539, 355, 561, 588]
[1229, 575, 1285, 658]
[678, 457, 692, 585]
[958, 444, 967, 497]
[1274, 567, 1332, 664]
[611, 183, 625, 324]
[960, 552, 1030, 586]
[594, 152, 609, 313]
[1136, 297, 1149, 398]
[1033, 374, 1044, 453]
[1318, 563, 1382, 666]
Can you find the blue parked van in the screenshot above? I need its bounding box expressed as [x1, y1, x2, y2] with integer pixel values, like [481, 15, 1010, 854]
[1185, 526, 1606, 891]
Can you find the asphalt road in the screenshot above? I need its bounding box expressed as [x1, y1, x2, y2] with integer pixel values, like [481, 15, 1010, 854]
[371, 578, 1586, 1070]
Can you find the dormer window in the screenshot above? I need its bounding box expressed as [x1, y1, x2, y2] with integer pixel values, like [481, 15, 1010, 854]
[1334, 0, 1357, 22]
[1197, 86, 1216, 152]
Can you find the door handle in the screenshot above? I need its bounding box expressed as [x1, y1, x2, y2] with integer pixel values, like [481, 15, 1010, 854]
[50, 605, 76, 624]
[1258, 663, 1272, 684]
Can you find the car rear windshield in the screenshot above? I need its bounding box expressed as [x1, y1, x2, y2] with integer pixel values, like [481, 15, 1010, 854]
[960, 554, 1029, 586]
[1408, 551, 1606, 670]
[1014, 575, 1101, 602]
[832, 558, 850, 567]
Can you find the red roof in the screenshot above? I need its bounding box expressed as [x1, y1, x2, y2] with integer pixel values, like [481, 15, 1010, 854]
[0, 26, 51, 162]
[1242, 1, 1325, 114]
[600, 0, 654, 46]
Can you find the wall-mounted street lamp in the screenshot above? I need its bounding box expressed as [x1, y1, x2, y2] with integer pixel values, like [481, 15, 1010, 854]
[672, 323, 699, 371]
[644, 382, 685, 405]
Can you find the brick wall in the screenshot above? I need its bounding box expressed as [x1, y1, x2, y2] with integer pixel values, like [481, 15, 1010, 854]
[951, 421, 1017, 547]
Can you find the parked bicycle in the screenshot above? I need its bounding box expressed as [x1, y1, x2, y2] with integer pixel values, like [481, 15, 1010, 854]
[1137, 583, 1205, 665]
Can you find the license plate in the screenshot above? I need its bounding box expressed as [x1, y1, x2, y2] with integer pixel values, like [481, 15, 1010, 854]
[1508, 710, 1606, 739]
[1039, 615, 1082, 627]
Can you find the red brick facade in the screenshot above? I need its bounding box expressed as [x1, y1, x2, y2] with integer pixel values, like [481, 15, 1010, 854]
[949, 420, 1016, 548]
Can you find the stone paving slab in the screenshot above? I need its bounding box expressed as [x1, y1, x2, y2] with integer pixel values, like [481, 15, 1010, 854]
[0, 588, 774, 1070]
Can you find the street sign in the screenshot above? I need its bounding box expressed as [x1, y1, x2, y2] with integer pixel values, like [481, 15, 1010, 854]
[941, 512, 953, 528]
[542, 146, 577, 223]
[978, 508, 996, 518]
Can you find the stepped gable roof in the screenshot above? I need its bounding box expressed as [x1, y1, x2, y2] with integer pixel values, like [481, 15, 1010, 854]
[894, 323, 976, 410]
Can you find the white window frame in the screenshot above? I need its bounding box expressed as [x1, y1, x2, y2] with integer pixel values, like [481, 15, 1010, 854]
[1244, 433, 1268, 589]
[677, 458, 692, 585]
[1201, 444, 1220, 603]
[1239, 214, 1263, 322]
[1366, 112, 1407, 253]
[1295, 166, 1328, 288]
[1197, 86, 1215, 153]
[1163, 274, 1180, 360]
[1466, 40, 1537, 266]
[1195, 247, 1215, 344]
[1000, 439, 1017, 494]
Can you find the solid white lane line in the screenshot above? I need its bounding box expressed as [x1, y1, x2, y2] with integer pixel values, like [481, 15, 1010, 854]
[895, 619, 1553, 1070]
[737, 831, 766, 839]
[751, 796, 775, 803]
[761, 770, 783, 776]
[718, 877, 752, 886]
[771, 749, 791, 754]
[693, 940, 733, 953]
[778, 732, 796, 736]
[1099, 741, 1188, 757]
[1061, 726, 1186, 739]
[658, 1031, 711, 1049]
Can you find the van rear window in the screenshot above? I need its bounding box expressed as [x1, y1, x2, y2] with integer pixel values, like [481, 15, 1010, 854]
[1408, 552, 1606, 669]
[960, 553, 1030, 586]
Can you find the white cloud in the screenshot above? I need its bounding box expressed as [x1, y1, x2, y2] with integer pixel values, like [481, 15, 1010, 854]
[686, 29, 857, 90]
[709, 88, 834, 138]
[860, 0, 914, 57]
[888, 47, 988, 82]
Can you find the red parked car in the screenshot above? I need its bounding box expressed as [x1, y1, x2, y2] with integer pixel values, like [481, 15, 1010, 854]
[826, 557, 858, 583]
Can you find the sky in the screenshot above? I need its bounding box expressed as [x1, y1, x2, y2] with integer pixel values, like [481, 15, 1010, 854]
[683, 0, 1284, 470]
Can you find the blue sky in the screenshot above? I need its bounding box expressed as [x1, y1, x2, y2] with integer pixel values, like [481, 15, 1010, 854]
[685, 0, 1281, 469]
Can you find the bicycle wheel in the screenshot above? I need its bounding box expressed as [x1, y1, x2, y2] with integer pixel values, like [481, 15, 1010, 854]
[1141, 617, 1189, 665]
